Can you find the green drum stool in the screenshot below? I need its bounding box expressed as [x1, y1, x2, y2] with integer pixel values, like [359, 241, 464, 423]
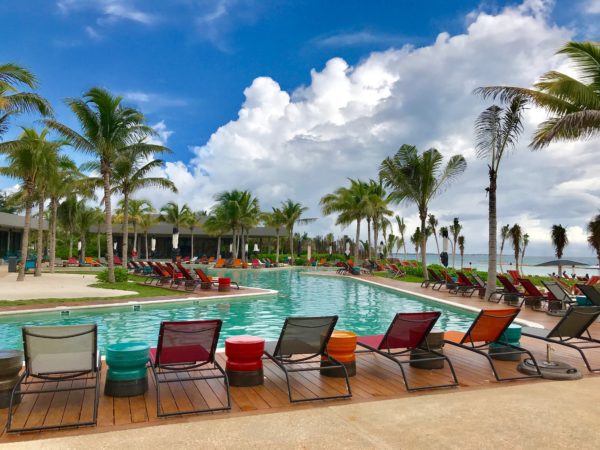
[0, 350, 23, 409]
[490, 325, 522, 361]
[105, 342, 149, 397]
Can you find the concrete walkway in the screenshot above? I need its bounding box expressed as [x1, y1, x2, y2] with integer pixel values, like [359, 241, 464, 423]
[0, 271, 134, 301]
[5, 377, 599, 449]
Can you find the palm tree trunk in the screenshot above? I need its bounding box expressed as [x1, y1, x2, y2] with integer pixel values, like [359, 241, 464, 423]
[499, 240, 505, 273]
[289, 228, 294, 263]
[485, 172, 498, 300]
[68, 235, 73, 258]
[49, 197, 57, 273]
[373, 220, 379, 259]
[420, 210, 428, 280]
[433, 231, 441, 263]
[132, 223, 138, 259]
[97, 232, 101, 260]
[190, 228, 194, 259]
[35, 195, 45, 277]
[452, 239, 457, 268]
[354, 219, 361, 262]
[366, 218, 372, 259]
[275, 229, 280, 263]
[216, 235, 221, 260]
[121, 192, 129, 268]
[240, 230, 246, 263]
[103, 167, 115, 283]
[81, 233, 86, 265]
[17, 196, 33, 282]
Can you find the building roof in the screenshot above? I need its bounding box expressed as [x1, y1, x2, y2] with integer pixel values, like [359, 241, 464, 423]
[92, 220, 278, 237]
[0, 212, 49, 231]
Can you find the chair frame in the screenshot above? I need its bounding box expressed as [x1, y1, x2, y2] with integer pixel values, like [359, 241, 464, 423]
[444, 309, 542, 382]
[150, 320, 231, 417]
[356, 312, 459, 392]
[7, 325, 101, 433]
[263, 316, 352, 403]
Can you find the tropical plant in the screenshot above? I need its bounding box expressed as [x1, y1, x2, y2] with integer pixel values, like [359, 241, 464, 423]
[204, 209, 229, 260]
[263, 207, 286, 263]
[74, 200, 98, 263]
[520, 233, 529, 269]
[366, 180, 392, 258]
[474, 98, 526, 299]
[0, 63, 52, 137]
[411, 227, 422, 258]
[280, 199, 315, 263]
[321, 179, 369, 262]
[159, 201, 191, 258]
[428, 214, 441, 262]
[116, 198, 154, 260]
[395, 215, 407, 259]
[0, 128, 62, 280]
[380, 145, 467, 279]
[184, 210, 206, 260]
[551, 224, 569, 275]
[509, 224, 522, 274]
[138, 212, 157, 260]
[91, 207, 104, 260]
[458, 235, 465, 269]
[499, 224, 510, 274]
[47, 87, 157, 282]
[57, 195, 79, 258]
[449, 217, 462, 269]
[587, 214, 600, 268]
[476, 41, 600, 150]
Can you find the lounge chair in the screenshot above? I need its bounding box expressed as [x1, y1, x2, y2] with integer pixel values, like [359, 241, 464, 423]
[517, 278, 552, 310]
[84, 256, 101, 266]
[263, 316, 352, 403]
[174, 262, 201, 291]
[149, 320, 231, 416]
[213, 258, 225, 268]
[113, 255, 123, 265]
[507, 270, 521, 284]
[423, 268, 445, 290]
[231, 258, 242, 268]
[193, 267, 240, 289]
[440, 269, 460, 291]
[387, 263, 406, 278]
[522, 305, 600, 372]
[542, 281, 576, 311]
[577, 284, 600, 306]
[490, 275, 526, 304]
[63, 256, 79, 267]
[145, 262, 172, 286]
[444, 308, 542, 382]
[451, 271, 479, 296]
[357, 312, 458, 392]
[7, 324, 101, 433]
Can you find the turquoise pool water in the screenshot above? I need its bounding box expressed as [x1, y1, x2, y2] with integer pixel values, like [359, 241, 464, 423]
[0, 268, 477, 351]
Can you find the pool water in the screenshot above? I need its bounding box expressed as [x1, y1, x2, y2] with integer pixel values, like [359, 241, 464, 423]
[0, 268, 477, 352]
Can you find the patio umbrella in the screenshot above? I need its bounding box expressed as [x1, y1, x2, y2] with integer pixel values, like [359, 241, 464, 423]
[536, 259, 587, 267]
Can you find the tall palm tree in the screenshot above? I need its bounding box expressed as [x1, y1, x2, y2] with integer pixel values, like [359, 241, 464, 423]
[320, 179, 368, 262]
[280, 199, 315, 263]
[395, 215, 407, 259]
[238, 192, 261, 263]
[213, 190, 245, 259]
[509, 224, 522, 275]
[520, 233, 530, 270]
[138, 212, 157, 260]
[204, 209, 229, 260]
[184, 210, 206, 260]
[116, 198, 154, 260]
[499, 224, 510, 274]
[74, 201, 97, 264]
[474, 98, 526, 299]
[458, 235, 465, 269]
[0, 128, 61, 280]
[428, 214, 440, 261]
[58, 195, 79, 259]
[47, 87, 157, 283]
[551, 224, 569, 275]
[380, 145, 467, 279]
[411, 227, 422, 258]
[0, 63, 52, 137]
[367, 180, 392, 259]
[263, 208, 286, 264]
[159, 201, 191, 259]
[449, 217, 462, 269]
[91, 207, 104, 260]
[476, 41, 600, 150]
[587, 214, 600, 268]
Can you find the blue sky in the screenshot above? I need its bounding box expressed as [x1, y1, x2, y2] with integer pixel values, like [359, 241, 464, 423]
[2, 0, 600, 255]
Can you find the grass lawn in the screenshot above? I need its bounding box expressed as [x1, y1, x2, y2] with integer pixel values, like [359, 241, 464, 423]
[0, 277, 184, 307]
[373, 271, 424, 283]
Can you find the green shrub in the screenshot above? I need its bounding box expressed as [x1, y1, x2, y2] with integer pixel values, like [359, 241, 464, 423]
[96, 267, 129, 283]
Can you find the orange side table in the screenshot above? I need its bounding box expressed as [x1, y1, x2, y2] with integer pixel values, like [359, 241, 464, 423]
[321, 330, 357, 377]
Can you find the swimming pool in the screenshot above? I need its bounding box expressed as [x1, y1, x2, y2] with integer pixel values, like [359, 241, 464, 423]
[0, 268, 477, 351]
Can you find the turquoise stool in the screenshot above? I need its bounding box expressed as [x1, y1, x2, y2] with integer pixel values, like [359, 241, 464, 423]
[104, 342, 149, 397]
[576, 296, 592, 306]
[489, 324, 522, 361]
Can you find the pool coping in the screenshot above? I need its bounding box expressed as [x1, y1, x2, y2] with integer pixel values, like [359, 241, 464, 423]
[301, 271, 545, 329]
[0, 287, 279, 317]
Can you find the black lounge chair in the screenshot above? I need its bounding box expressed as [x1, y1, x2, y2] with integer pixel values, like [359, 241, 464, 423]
[356, 312, 458, 392]
[542, 281, 576, 311]
[7, 324, 101, 433]
[263, 316, 352, 403]
[577, 284, 600, 306]
[522, 305, 600, 372]
[149, 320, 231, 416]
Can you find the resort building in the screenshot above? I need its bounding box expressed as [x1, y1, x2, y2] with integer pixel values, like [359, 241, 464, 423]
[0, 212, 48, 259]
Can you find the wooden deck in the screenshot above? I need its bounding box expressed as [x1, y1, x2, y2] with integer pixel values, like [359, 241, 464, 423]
[1, 336, 599, 444]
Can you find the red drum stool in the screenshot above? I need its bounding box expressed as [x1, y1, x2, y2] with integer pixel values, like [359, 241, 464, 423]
[218, 278, 231, 292]
[225, 336, 265, 386]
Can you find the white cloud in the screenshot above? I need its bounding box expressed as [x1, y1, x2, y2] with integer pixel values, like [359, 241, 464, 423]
[123, 91, 188, 112]
[133, 1, 599, 256]
[582, 0, 600, 13]
[314, 31, 407, 48]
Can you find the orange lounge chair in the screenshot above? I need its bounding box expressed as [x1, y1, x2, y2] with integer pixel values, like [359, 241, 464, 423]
[84, 256, 101, 266]
[231, 259, 242, 268]
[444, 308, 541, 382]
[507, 270, 521, 284]
[214, 258, 225, 268]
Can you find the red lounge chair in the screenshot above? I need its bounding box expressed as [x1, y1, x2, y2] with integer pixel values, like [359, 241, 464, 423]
[444, 308, 541, 382]
[357, 312, 458, 392]
[507, 270, 521, 284]
[452, 271, 479, 296]
[164, 262, 184, 279]
[387, 263, 405, 278]
[113, 255, 123, 265]
[518, 278, 553, 310]
[64, 257, 79, 267]
[149, 320, 231, 416]
[175, 262, 201, 291]
[193, 268, 240, 289]
[143, 262, 172, 286]
[490, 275, 526, 304]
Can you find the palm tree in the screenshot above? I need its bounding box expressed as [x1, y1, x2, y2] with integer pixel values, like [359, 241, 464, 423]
[0, 128, 61, 280]
[58, 195, 79, 259]
[91, 207, 104, 260]
[449, 217, 462, 269]
[550, 224, 569, 275]
[280, 199, 315, 263]
[0, 63, 52, 137]
[263, 207, 286, 263]
[138, 212, 157, 260]
[499, 224, 510, 274]
[380, 145, 467, 279]
[366, 180, 392, 259]
[47, 87, 157, 283]
[411, 227, 422, 258]
[116, 198, 154, 260]
[428, 214, 440, 262]
[184, 210, 206, 260]
[474, 98, 526, 299]
[238, 192, 260, 263]
[204, 210, 229, 260]
[509, 224, 522, 275]
[320, 179, 368, 262]
[159, 201, 191, 259]
[74, 201, 97, 264]
[458, 235, 465, 269]
[439, 226, 449, 266]
[476, 41, 600, 150]
[395, 215, 407, 259]
[520, 233, 529, 269]
[587, 214, 600, 268]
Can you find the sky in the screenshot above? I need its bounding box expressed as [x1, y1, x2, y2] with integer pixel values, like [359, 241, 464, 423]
[1, 0, 600, 256]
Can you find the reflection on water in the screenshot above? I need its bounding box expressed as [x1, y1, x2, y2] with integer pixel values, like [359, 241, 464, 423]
[0, 269, 476, 351]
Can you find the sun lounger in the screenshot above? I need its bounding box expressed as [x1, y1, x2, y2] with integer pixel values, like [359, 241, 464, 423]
[542, 281, 576, 311]
[387, 263, 406, 278]
[507, 270, 521, 284]
[517, 278, 552, 310]
[7, 324, 101, 432]
[451, 271, 479, 296]
[193, 267, 240, 289]
[490, 274, 526, 304]
[63, 256, 79, 267]
[357, 312, 458, 391]
[423, 268, 445, 290]
[577, 284, 600, 306]
[444, 308, 542, 382]
[214, 258, 225, 268]
[145, 262, 172, 286]
[263, 316, 352, 403]
[84, 256, 101, 266]
[175, 262, 201, 291]
[149, 320, 231, 416]
[522, 305, 600, 372]
[113, 255, 123, 265]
